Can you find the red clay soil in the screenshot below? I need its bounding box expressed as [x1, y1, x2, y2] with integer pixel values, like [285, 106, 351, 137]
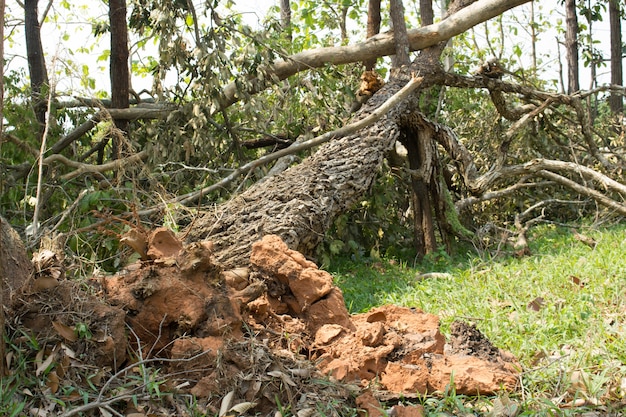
[11, 230, 520, 414]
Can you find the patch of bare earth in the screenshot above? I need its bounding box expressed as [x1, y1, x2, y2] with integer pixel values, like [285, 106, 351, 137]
[6, 231, 520, 416]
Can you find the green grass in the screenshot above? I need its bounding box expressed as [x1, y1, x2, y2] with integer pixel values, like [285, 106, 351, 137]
[329, 223, 626, 414]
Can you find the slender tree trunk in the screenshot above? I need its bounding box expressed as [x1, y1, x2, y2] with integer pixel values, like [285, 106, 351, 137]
[530, 1, 537, 72]
[109, 0, 129, 160]
[24, 0, 48, 130]
[420, 0, 434, 26]
[390, 0, 410, 67]
[280, 0, 291, 41]
[565, 0, 579, 93]
[363, 0, 381, 70]
[0, 218, 5, 378]
[403, 0, 442, 257]
[609, 0, 623, 114]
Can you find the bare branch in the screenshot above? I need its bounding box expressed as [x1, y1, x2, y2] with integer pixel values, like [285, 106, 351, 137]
[45, 150, 148, 181]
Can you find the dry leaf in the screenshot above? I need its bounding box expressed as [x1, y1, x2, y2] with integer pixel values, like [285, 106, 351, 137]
[267, 370, 296, 386]
[527, 297, 545, 311]
[46, 371, 60, 393]
[52, 321, 78, 342]
[570, 275, 586, 289]
[33, 276, 59, 291]
[229, 402, 257, 414]
[573, 232, 597, 249]
[219, 390, 235, 417]
[36, 349, 55, 377]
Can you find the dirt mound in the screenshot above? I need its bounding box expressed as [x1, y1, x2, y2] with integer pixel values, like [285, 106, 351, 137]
[13, 231, 520, 415]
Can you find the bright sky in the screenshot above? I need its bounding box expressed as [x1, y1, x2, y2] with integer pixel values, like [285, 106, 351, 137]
[3, 0, 619, 99]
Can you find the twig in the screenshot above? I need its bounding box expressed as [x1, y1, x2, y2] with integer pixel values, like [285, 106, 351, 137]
[45, 150, 148, 181]
[32, 61, 56, 239]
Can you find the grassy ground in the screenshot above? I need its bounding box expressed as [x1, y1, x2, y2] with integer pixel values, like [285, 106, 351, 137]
[329, 223, 626, 416]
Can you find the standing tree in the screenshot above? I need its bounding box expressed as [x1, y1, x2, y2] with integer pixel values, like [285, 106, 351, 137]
[564, 0, 579, 93]
[609, 0, 623, 114]
[109, 0, 130, 161]
[363, 0, 381, 71]
[24, 0, 48, 130]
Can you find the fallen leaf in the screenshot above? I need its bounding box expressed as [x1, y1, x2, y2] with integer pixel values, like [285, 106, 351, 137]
[219, 390, 235, 417]
[570, 275, 586, 289]
[46, 371, 60, 393]
[229, 402, 257, 414]
[33, 276, 59, 291]
[36, 349, 55, 377]
[52, 321, 78, 342]
[573, 232, 597, 249]
[527, 297, 545, 311]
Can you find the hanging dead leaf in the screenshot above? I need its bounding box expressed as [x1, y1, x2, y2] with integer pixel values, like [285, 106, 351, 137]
[52, 321, 78, 342]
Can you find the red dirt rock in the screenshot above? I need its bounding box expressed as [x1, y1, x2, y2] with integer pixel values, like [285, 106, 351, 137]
[248, 235, 520, 396]
[15, 230, 518, 411]
[103, 239, 242, 354]
[356, 390, 385, 417]
[391, 404, 425, 417]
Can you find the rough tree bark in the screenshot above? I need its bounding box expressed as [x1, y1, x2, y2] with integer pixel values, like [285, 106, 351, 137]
[185, 0, 494, 267]
[24, 0, 48, 129]
[0, 0, 5, 376]
[108, 0, 130, 161]
[363, 0, 381, 71]
[609, 0, 623, 114]
[565, 0, 579, 94]
[1, 217, 34, 376]
[397, 0, 441, 257]
[280, 0, 291, 41]
[389, 0, 410, 68]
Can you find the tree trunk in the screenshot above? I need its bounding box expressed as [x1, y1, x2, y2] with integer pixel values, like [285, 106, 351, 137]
[609, 0, 623, 114]
[280, 0, 291, 41]
[186, 1, 470, 267]
[109, 0, 129, 160]
[1, 216, 34, 376]
[420, 0, 434, 26]
[565, 0, 579, 94]
[24, 0, 48, 129]
[363, 0, 381, 70]
[390, 0, 410, 68]
[402, 0, 443, 257]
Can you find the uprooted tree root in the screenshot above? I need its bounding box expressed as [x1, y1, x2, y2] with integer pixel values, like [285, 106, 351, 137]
[8, 229, 520, 416]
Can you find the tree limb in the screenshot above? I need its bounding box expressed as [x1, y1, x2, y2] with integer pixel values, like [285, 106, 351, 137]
[45, 150, 148, 181]
[137, 75, 425, 216]
[217, 0, 531, 112]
